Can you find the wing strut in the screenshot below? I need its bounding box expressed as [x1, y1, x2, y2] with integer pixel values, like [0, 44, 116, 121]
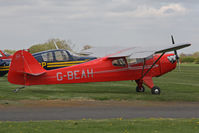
[141, 58, 146, 78]
[140, 52, 165, 79]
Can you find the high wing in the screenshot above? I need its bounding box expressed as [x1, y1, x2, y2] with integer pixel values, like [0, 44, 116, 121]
[80, 43, 191, 59]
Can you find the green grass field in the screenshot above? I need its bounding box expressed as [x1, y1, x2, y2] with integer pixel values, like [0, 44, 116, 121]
[0, 64, 199, 102]
[0, 118, 199, 133]
[0, 65, 199, 132]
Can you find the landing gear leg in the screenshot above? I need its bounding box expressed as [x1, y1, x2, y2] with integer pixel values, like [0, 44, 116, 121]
[151, 86, 161, 95]
[135, 78, 161, 94]
[135, 80, 145, 92]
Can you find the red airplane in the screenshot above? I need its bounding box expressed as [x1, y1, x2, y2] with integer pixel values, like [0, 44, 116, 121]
[8, 41, 191, 94]
[0, 50, 12, 60]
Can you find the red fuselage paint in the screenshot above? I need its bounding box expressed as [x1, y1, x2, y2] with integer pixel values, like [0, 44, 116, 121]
[23, 53, 176, 86]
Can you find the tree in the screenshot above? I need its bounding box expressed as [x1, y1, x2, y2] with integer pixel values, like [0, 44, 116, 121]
[180, 56, 195, 63]
[195, 57, 199, 64]
[192, 52, 199, 58]
[82, 45, 92, 50]
[29, 39, 73, 53]
[4, 49, 16, 55]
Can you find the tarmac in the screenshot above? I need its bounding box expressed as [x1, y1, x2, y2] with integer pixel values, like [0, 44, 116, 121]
[0, 100, 199, 121]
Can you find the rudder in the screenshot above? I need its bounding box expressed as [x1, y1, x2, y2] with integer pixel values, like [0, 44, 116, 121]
[8, 50, 46, 85]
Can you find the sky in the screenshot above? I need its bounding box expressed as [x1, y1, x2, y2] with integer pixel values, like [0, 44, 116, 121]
[0, 0, 198, 53]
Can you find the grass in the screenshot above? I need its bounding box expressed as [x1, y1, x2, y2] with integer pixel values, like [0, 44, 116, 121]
[0, 118, 199, 133]
[0, 64, 199, 102]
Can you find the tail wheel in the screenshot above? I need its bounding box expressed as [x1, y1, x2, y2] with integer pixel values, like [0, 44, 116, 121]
[151, 86, 161, 95]
[136, 86, 145, 92]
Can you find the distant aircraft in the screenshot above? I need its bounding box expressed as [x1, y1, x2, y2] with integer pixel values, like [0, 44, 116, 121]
[8, 39, 191, 94]
[0, 59, 5, 65]
[0, 49, 96, 77]
[0, 50, 12, 60]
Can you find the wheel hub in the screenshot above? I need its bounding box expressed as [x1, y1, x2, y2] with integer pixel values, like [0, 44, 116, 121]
[151, 86, 161, 95]
[154, 89, 159, 94]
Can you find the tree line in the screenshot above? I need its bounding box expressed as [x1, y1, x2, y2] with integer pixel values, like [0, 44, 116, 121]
[3, 38, 199, 64]
[4, 38, 91, 55]
[180, 52, 199, 64]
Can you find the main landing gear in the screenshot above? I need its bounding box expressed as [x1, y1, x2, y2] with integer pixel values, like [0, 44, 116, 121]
[134, 52, 165, 95]
[135, 79, 161, 95]
[136, 85, 161, 95]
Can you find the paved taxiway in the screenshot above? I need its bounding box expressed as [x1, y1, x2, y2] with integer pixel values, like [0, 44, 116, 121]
[0, 101, 199, 121]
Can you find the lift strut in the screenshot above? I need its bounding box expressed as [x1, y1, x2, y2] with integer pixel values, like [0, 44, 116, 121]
[140, 52, 165, 79]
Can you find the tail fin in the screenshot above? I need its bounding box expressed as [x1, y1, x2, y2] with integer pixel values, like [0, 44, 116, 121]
[8, 50, 46, 85]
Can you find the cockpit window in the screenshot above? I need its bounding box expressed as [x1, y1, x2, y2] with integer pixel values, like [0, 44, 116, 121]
[62, 51, 69, 61]
[55, 51, 69, 61]
[136, 58, 144, 64]
[136, 55, 153, 63]
[112, 58, 126, 67]
[127, 55, 153, 65]
[126, 58, 136, 64]
[41, 52, 53, 62]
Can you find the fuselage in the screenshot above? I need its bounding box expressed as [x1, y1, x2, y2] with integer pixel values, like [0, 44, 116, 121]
[24, 53, 177, 85]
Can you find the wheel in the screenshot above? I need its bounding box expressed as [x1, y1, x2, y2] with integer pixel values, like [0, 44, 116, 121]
[136, 86, 145, 92]
[151, 86, 161, 95]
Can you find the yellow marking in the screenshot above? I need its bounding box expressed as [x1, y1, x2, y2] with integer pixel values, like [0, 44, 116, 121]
[84, 59, 89, 62]
[47, 60, 86, 65]
[0, 66, 10, 68]
[0, 69, 9, 71]
[41, 62, 47, 67]
[47, 64, 77, 68]
[46, 60, 91, 68]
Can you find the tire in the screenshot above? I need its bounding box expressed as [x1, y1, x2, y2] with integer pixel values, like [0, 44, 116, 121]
[136, 86, 145, 92]
[151, 86, 161, 95]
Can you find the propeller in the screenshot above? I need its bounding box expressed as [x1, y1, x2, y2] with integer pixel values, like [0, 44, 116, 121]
[171, 35, 180, 71]
[53, 40, 59, 50]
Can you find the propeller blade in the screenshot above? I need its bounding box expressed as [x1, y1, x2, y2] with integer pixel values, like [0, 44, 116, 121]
[171, 35, 175, 44]
[171, 35, 180, 71]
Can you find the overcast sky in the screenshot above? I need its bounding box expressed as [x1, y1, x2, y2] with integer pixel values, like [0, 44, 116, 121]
[0, 0, 198, 53]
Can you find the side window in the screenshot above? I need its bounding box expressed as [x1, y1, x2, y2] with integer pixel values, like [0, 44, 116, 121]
[0, 53, 2, 57]
[34, 55, 43, 62]
[41, 52, 53, 62]
[62, 51, 69, 61]
[127, 55, 154, 65]
[136, 58, 144, 64]
[54, 51, 69, 61]
[126, 57, 136, 64]
[136, 55, 153, 64]
[55, 51, 63, 61]
[112, 58, 126, 67]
